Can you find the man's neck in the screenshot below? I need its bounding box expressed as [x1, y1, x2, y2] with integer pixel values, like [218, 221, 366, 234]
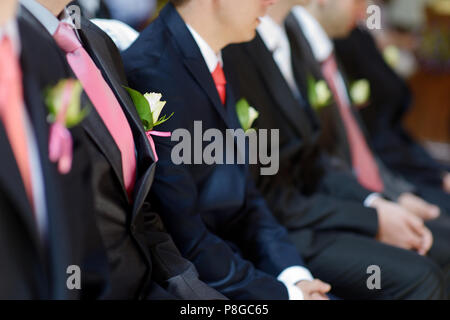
[0, 1, 18, 27]
[36, 0, 69, 17]
[176, 4, 225, 54]
[267, 1, 294, 26]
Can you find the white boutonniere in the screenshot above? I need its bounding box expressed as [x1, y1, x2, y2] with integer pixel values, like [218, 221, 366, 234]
[124, 87, 173, 161]
[307, 75, 332, 111]
[236, 98, 259, 132]
[349, 79, 371, 108]
[45, 79, 88, 174]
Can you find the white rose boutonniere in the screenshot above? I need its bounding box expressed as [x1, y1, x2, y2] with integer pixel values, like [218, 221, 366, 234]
[124, 87, 173, 161]
[236, 98, 259, 132]
[349, 79, 371, 108]
[307, 75, 332, 111]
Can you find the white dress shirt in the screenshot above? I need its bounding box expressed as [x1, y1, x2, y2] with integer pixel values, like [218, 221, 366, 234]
[92, 18, 139, 52]
[0, 18, 48, 240]
[186, 24, 223, 73]
[186, 23, 314, 300]
[257, 16, 300, 98]
[20, 0, 74, 35]
[292, 6, 381, 207]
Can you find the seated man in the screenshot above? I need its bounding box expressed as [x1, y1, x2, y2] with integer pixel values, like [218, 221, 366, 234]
[20, 0, 224, 299]
[0, 0, 108, 299]
[333, 20, 450, 212]
[123, 0, 331, 300]
[223, 0, 447, 300]
[285, 0, 450, 296]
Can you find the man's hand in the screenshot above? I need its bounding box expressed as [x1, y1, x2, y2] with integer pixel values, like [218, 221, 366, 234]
[418, 226, 433, 256]
[398, 192, 440, 221]
[371, 198, 433, 255]
[443, 172, 450, 194]
[296, 279, 331, 300]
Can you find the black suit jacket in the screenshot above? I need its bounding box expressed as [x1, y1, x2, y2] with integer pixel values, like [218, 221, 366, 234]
[68, 14, 224, 300]
[285, 13, 416, 201]
[0, 12, 109, 299]
[223, 34, 379, 254]
[21, 5, 223, 299]
[334, 27, 449, 188]
[123, 3, 307, 300]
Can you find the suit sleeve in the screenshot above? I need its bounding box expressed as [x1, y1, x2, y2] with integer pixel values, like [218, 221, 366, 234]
[231, 173, 309, 276]
[125, 66, 291, 300]
[137, 206, 227, 300]
[148, 140, 290, 300]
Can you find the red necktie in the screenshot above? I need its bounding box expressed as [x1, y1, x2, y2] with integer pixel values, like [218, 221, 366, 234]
[53, 22, 136, 199]
[321, 53, 384, 193]
[212, 64, 227, 105]
[0, 36, 35, 209]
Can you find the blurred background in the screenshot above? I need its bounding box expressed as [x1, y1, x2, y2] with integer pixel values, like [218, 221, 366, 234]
[75, 0, 450, 164]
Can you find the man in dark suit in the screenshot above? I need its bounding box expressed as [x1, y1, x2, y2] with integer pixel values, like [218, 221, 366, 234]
[284, 0, 450, 294]
[21, 0, 224, 299]
[286, 2, 446, 219]
[223, 0, 447, 300]
[334, 26, 450, 212]
[0, 0, 109, 299]
[123, 0, 333, 300]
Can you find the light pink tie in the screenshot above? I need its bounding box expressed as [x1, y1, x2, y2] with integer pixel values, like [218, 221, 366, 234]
[0, 36, 35, 210]
[321, 53, 384, 193]
[53, 22, 136, 199]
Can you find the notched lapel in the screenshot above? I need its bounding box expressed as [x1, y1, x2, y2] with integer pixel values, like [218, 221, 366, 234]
[161, 3, 234, 129]
[83, 105, 128, 199]
[245, 35, 312, 138]
[183, 58, 234, 128]
[0, 124, 40, 246]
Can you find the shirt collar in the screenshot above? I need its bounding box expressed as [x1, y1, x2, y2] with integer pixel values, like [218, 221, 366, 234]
[20, 0, 74, 36]
[257, 15, 288, 53]
[186, 24, 223, 73]
[20, 0, 59, 35]
[0, 17, 21, 55]
[291, 5, 333, 62]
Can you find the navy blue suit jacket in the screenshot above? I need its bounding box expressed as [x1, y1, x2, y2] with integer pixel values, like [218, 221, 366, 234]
[122, 3, 306, 300]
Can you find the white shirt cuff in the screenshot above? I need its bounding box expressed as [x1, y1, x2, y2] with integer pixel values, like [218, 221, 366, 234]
[364, 193, 382, 208]
[284, 283, 305, 300]
[278, 266, 314, 300]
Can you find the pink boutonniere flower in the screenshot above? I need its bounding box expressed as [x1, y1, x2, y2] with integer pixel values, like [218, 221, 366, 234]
[45, 79, 88, 174]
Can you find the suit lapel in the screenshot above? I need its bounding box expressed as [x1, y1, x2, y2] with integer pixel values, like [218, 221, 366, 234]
[83, 104, 127, 191]
[65, 23, 129, 200]
[285, 14, 323, 81]
[286, 15, 353, 161]
[20, 26, 75, 294]
[161, 4, 234, 130]
[77, 19, 157, 213]
[245, 34, 313, 138]
[0, 122, 40, 246]
[18, 17, 62, 257]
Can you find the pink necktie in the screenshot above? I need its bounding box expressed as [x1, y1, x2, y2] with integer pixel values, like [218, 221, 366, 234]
[53, 22, 136, 199]
[0, 36, 35, 210]
[321, 53, 384, 193]
[212, 64, 227, 105]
